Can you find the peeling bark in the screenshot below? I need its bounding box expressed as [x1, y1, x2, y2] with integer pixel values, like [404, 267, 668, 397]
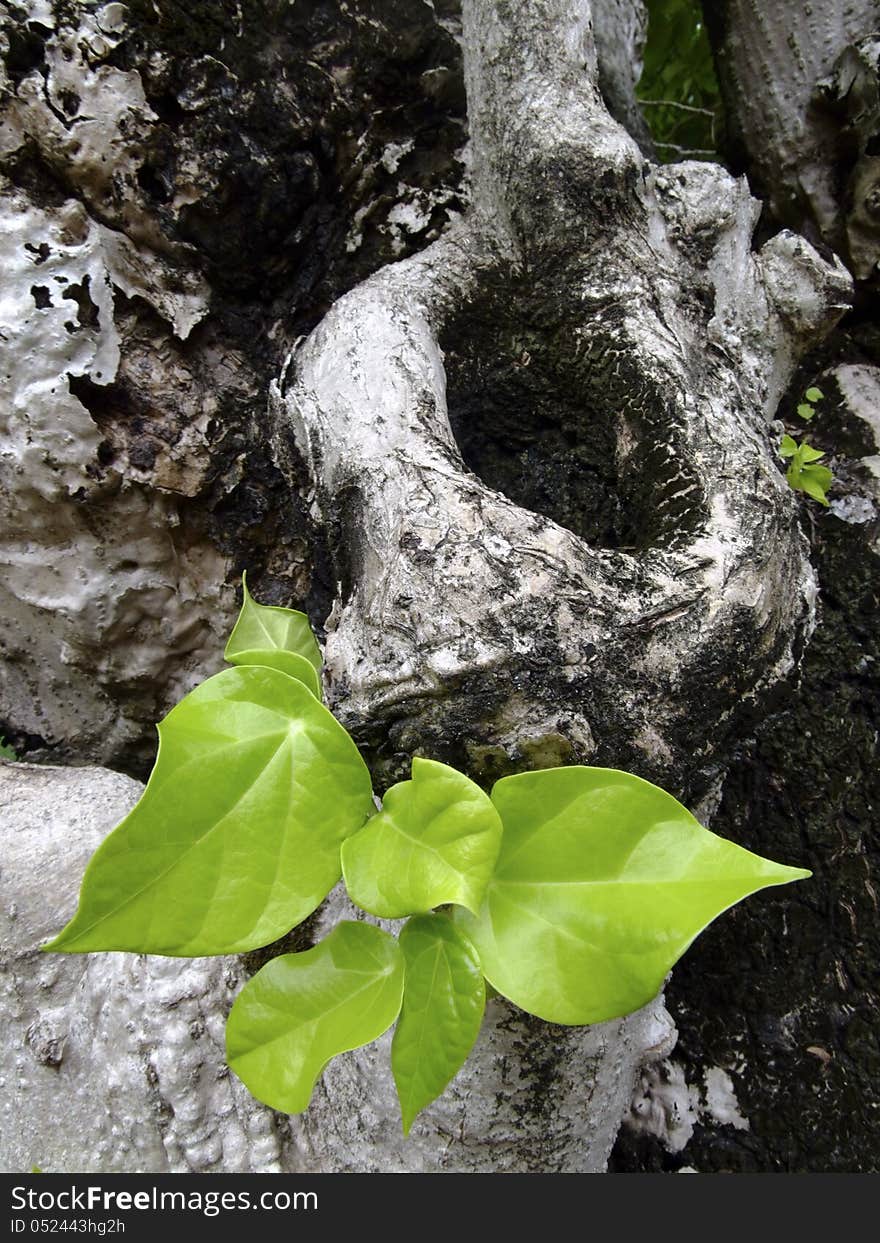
[0, 0, 467, 771]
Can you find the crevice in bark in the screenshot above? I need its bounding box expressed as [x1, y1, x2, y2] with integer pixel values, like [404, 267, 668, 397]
[441, 265, 705, 551]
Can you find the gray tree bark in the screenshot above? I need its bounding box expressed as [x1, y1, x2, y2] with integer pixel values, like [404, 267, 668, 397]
[614, 0, 880, 1173]
[1, 0, 876, 1173]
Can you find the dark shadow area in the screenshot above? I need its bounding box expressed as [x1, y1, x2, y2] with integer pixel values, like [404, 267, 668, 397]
[440, 268, 705, 551]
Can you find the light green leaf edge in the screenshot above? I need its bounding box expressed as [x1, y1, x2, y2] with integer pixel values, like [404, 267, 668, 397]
[227, 647, 321, 699]
[341, 757, 503, 918]
[45, 665, 374, 956]
[392, 914, 485, 1135]
[226, 921, 405, 1115]
[797, 443, 826, 463]
[456, 766, 811, 1026]
[225, 572, 322, 673]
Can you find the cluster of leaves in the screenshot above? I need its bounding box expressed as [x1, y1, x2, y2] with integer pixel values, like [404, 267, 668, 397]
[47, 578, 810, 1134]
[637, 0, 722, 161]
[780, 386, 832, 506]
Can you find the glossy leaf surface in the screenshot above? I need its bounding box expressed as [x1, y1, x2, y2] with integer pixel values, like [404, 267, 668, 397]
[226, 921, 404, 1114]
[342, 758, 503, 917]
[47, 666, 373, 955]
[225, 573, 322, 673]
[456, 767, 810, 1025]
[225, 647, 321, 699]
[392, 915, 485, 1134]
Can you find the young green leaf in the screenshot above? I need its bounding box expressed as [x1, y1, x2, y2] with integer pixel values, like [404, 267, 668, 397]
[796, 403, 815, 421]
[225, 572, 322, 674]
[791, 463, 832, 506]
[0, 736, 18, 760]
[804, 386, 824, 403]
[392, 915, 485, 1135]
[226, 921, 404, 1115]
[779, 434, 798, 458]
[796, 443, 826, 464]
[341, 758, 503, 918]
[46, 666, 374, 956]
[225, 647, 321, 699]
[455, 767, 810, 1026]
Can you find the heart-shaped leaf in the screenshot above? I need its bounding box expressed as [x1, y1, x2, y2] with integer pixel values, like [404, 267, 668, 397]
[341, 758, 503, 918]
[392, 914, 485, 1134]
[46, 666, 373, 955]
[225, 572, 322, 673]
[226, 920, 404, 1114]
[456, 767, 810, 1025]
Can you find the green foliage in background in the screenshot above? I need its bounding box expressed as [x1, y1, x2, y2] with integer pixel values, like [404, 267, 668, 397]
[638, 0, 722, 161]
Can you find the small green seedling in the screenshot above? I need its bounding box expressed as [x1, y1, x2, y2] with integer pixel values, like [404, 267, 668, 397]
[780, 433, 832, 506]
[0, 736, 18, 760]
[796, 385, 824, 422]
[46, 578, 811, 1134]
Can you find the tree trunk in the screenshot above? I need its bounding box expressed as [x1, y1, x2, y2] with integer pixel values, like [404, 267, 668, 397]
[1, 0, 876, 1172]
[612, 0, 880, 1174]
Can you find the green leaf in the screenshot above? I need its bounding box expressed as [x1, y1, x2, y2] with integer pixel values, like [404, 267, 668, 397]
[225, 572, 322, 674]
[392, 915, 485, 1134]
[46, 666, 374, 955]
[226, 921, 404, 1114]
[804, 387, 824, 403]
[797, 442, 825, 463]
[226, 647, 321, 699]
[341, 758, 503, 918]
[0, 736, 18, 760]
[455, 767, 810, 1026]
[796, 403, 815, 421]
[779, 434, 798, 458]
[798, 464, 832, 506]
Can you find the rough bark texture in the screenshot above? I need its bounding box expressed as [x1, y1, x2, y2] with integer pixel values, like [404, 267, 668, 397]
[0, 0, 467, 773]
[600, 0, 880, 1174]
[0, 762, 675, 1173]
[283, 0, 848, 796]
[1, 0, 877, 1174]
[706, 0, 880, 278]
[0, 764, 280, 1173]
[613, 360, 880, 1172]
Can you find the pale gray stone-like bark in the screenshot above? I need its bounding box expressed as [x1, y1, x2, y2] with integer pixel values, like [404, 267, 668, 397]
[592, 0, 655, 153]
[706, 0, 880, 276]
[0, 0, 465, 772]
[0, 762, 675, 1173]
[0, 763, 281, 1174]
[281, 0, 850, 794]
